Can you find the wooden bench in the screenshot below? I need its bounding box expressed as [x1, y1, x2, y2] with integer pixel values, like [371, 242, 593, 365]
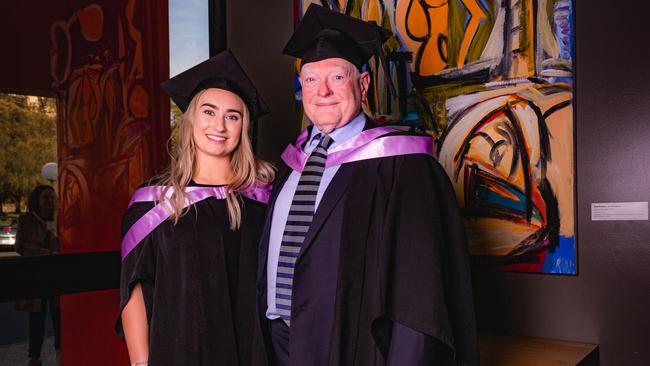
[479, 332, 599, 366]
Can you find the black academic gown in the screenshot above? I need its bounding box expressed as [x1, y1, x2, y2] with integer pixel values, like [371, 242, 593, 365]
[255, 124, 479, 366]
[117, 183, 266, 366]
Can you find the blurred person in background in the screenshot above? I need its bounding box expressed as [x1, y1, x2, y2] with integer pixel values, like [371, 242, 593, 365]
[15, 184, 61, 366]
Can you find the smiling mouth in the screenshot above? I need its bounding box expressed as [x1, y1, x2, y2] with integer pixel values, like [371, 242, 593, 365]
[206, 134, 227, 142]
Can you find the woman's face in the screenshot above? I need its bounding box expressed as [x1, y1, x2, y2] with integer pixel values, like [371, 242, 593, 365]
[38, 189, 55, 219]
[192, 88, 244, 163]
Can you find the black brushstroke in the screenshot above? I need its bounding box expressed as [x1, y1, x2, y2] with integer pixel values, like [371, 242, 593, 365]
[527, 100, 552, 176]
[388, 51, 413, 119]
[495, 120, 519, 179]
[438, 34, 449, 64]
[542, 99, 572, 119]
[498, 1, 512, 78]
[411, 67, 491, 88]
[320, 0, 331, 10]
[502, 101, 533, 222]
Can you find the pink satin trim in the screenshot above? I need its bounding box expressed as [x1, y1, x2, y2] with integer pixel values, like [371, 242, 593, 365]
[129, 184, 270, 206]
[281, 127, 435, 172]
[121, 184, 270, 260]
[129, 186, 225, 206]
[241, 184, 272, 204]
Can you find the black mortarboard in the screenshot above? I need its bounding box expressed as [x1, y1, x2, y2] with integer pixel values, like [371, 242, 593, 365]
[282, 4, 392, 70]
[161, 50, 270, 117]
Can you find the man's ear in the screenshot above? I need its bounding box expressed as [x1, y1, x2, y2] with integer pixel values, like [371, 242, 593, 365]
[359, 71, 371, 100]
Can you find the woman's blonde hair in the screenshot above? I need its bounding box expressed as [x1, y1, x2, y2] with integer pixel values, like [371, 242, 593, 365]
[157, 89, 274, 229]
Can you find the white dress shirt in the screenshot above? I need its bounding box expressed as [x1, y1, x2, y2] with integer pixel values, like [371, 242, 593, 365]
[266, 113, 366, 319]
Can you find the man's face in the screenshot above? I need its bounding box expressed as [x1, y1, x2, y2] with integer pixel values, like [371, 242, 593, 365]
[299, 58, 370, 133]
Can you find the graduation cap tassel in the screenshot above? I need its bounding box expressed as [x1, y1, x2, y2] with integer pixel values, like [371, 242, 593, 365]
[369, 21, 396, 99]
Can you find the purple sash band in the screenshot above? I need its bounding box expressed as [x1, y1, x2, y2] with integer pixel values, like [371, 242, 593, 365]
[128, 186, 224, 206]
[281, 127, 435, 173]
[121, 184, 270, 260]
[241, 184, 272, 204]
[128, 184, 270, 207]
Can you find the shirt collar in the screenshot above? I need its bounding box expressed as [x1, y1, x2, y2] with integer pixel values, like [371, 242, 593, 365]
[307, 112, 365, 151]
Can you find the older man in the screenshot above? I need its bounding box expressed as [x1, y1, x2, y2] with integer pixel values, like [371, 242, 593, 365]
[256, 4, 478, 366]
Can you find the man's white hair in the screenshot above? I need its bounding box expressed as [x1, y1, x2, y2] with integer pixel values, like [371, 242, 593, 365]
[299, 60, 361, 80]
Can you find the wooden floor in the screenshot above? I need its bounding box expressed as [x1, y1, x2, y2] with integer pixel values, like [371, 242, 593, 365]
[480, 332, 599, 366]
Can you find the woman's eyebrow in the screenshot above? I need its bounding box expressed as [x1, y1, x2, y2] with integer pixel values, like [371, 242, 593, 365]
[225, 108, 242, 115]
[201, 103, 242, 114]
[200, 102, 218, 109]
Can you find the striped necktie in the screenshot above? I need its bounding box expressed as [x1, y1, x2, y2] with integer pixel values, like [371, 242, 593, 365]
[275, 133, 334, 326]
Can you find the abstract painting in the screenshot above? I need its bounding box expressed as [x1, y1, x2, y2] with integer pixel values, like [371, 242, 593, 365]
[294, 0, 575, 274]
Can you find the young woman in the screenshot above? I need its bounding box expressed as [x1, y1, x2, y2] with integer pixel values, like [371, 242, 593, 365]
[117, 50, 274, 366]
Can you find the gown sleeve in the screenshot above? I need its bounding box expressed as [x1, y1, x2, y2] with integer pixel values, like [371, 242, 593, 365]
[382, 154, 479, 365]
[115, 200, 157, 339]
